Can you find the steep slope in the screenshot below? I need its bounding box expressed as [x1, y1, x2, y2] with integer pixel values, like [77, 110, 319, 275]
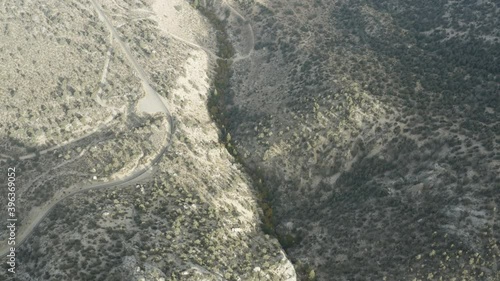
[213, 0, 500, 280]
[0, 0, 296, 280]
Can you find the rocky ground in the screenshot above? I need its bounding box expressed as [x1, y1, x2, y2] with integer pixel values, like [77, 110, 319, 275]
[218, 0, 500, 280]
[0, 0, 296, 280]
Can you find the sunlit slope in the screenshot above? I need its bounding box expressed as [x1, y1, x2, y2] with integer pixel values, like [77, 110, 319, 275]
[222, 0, 500, 279]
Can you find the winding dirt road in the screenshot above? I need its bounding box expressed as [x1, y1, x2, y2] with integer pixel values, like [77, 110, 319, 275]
[154, 0, 255, 62]
[0, 0, 175, 256]
[223, 0, 255, 62]
[1, 0, 252, 258]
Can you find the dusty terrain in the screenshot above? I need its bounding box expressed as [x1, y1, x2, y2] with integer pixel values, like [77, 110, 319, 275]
[0, 0, 296, 280]
[1, 0, 499, 280]
[217, 0, 500, 280]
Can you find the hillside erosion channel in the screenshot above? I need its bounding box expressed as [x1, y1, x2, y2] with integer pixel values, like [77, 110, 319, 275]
[196, 2, 288, 253]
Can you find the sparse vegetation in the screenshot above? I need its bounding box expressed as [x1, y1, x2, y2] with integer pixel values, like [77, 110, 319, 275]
[219, 0, 500, 280]
[1, 1, 295, 280]
[2, 0, 498, 280]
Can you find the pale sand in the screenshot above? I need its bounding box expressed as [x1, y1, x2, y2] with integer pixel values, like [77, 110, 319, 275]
[151, 0, 210, 43]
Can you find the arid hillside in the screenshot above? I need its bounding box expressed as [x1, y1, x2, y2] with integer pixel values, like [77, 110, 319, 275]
[212, 0, 500, 280]
[0, 0, 296, 280]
